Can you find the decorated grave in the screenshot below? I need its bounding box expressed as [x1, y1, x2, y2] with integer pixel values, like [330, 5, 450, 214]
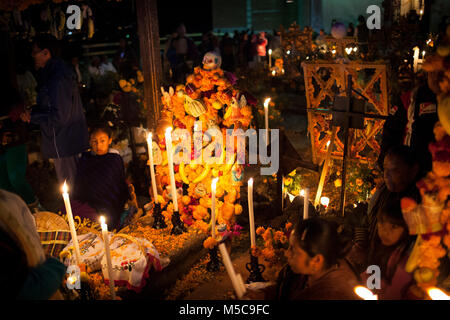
[48, 52, 263, 299]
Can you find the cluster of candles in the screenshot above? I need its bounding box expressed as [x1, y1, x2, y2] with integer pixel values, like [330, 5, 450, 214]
[61, 181, 116, 299]
[344, 46, 358, 55]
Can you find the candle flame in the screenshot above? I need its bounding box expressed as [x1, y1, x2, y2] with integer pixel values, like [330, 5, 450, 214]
[320, 196, 330, 207]
[326, 140, 331, 148]
[427, 287, 450, 300]
[147, 131, 152, 142]
[100, 216, 106, 225]
[67, 275, 77, 285]
[331, 49, 336, 54]
[300, 189, 305, 197]
[264, 98, 271, 108]
[353, 47, 358, 52]
[268, 49, 272, 55]
[354, 286, 378, 300]
[62, 180, 68, 194]
[286, 50, 290, 55]
[248, 178, 253, 187]
[165, 127, 172, 135]
[272, 70, 276, 76]
[211, 177, 219, 190]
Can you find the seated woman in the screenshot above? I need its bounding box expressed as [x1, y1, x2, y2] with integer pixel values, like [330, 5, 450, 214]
[245, 218, 359, 300]
[361, 197, 417, 299]
[69, 123, 130, 229]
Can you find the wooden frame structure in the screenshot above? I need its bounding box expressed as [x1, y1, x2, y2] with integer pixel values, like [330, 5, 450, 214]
[302, 61, 389, 166]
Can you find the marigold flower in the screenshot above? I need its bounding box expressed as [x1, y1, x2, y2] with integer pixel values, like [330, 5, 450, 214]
[256, 226, 265, 236]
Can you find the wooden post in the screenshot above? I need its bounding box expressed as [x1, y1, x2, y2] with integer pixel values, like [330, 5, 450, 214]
[314, 126, 337, 208]
[136, 0, 162, 130]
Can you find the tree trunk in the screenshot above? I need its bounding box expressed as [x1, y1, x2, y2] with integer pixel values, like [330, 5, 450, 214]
[136, 0, 162, 130]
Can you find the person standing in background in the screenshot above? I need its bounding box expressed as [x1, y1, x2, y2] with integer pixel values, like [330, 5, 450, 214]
[21, 34, 89, 188]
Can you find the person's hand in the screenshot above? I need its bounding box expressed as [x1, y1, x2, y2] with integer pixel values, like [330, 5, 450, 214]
[20, 109, 31, 123]
[241, 288, 265, 300]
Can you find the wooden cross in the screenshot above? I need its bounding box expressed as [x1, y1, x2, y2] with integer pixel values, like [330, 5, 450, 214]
[314, 75, 388, 216]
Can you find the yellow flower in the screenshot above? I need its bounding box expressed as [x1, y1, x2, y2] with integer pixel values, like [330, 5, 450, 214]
[284, 177, 293, 186]
[334, 179, 342, 188]
[289, 170, 296, 176]
[203, 236, 218, 249]
[119, 79, 127, 88]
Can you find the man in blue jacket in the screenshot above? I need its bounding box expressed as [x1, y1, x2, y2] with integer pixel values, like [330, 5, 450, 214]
[22, 34, 89, 187]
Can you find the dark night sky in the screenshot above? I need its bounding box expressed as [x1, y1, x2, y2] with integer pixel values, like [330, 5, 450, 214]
[157, 0, 213, 35]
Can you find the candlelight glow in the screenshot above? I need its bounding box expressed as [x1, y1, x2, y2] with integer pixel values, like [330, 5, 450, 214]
[268, 49, 272, 55]
[353, 47, 358, 52]
[211, 177, 219, 191]
[354, 286, 378, 300]
[147, 131, 152, 143]
[165, 127, 172, 135]
[100, 216, 106, 225]
[248, 178, 253, 187]
[62, 181, 68, 194]
[320, 196, 330, 207]
[326, 140, 330, 148]
[286, 50, 290, 55]
[272, 70, 276, 76]
[422, 50, 426, 58]
[331, 49, 336, 54]
[67, 275, 77, 285]
[427, 287, 450, 300]
[264, 98, 271, 108]
[345, 47, 352, 55]
[300, 189, 305, 197]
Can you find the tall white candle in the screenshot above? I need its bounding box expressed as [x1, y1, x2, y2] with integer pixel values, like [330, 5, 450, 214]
[211, 177, 218, 238]
[147, 132, 158, 204]
[268, 49, 272, 68]
[413, 46, 420, 73]
[303, 188, 309, 220]
[248, 178, 256, 247]
[236, 273, 247, 296]
[100, 216, 116, 300]
[62, 181, 81, 265]
[165, 127, 178, 212]
[264, 98, 271, 146]
[219, 243, 244, 298]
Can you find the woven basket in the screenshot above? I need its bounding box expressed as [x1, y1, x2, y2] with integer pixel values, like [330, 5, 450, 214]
[34, 211, 71, 258]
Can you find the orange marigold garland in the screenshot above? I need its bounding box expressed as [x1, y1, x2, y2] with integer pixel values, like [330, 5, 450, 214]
[153, 52, 256, 249]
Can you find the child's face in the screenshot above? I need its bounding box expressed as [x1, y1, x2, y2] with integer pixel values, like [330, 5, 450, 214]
[377, 217, 405, 246]
[90, 131, 112, 156]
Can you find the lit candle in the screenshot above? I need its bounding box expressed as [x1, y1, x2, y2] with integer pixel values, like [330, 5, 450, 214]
[354, 286, 378, 300]
[62, 181, 81, 265]
[303, 188, 309, 220]
[248, 178, 255, 248]
[236, 273, 247, 296]
[427, 287, 450, 300]
[219, 243, 245, 298]
[211, 177, 219, 238]
[413, 46, 420, 73]
[271, 70, 276, 76]
[264, 98, 271, 146]
[147, 132, 158, 204]
[320, 196, 330, 211]
[268, 49, 272, 68]
[165, 127, 178, 212]
[100, 216, 116, 300]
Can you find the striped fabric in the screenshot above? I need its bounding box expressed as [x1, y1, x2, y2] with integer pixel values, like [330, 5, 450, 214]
[38, 230, 71, 257]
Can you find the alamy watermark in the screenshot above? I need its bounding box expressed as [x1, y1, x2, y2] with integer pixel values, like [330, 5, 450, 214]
[366, 5, 381, 30]
[366, 265, 381, 289]
[150, 122, 279, 176]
